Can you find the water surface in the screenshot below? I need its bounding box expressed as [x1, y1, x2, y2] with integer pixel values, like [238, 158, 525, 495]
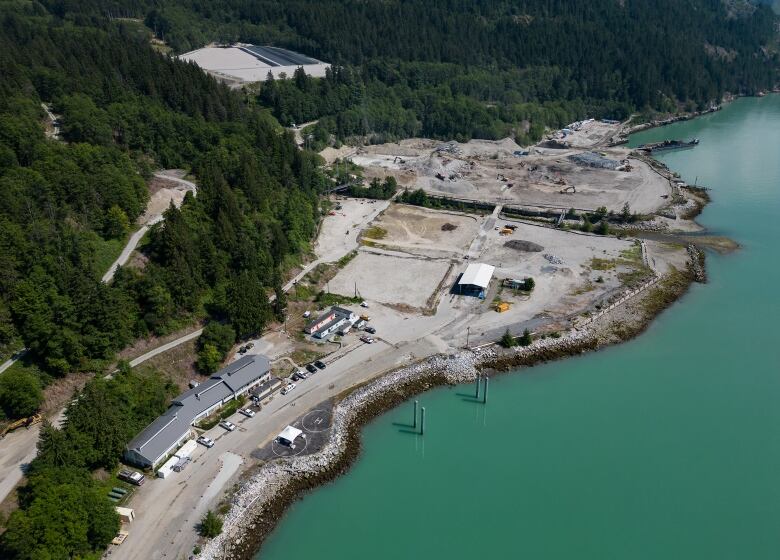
[260, 97, 780, 559]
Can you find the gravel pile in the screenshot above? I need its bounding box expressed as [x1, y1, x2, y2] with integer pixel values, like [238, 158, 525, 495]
[543, 253, 564, 264]
[505, 240, 543, 252]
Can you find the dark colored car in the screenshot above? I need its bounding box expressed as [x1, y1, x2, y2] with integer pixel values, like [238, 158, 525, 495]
[314, 360, 326, 370]
[306, 363, 318, 374]
[364, 326, 377, 334]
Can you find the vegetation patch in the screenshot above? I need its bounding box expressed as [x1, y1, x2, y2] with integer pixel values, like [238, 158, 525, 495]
[363, 226, 387, 240]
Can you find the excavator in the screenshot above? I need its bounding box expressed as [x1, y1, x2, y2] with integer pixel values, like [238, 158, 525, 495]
[0, 413, 42, 439]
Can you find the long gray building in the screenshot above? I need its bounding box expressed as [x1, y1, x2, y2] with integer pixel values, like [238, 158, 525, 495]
[124, 354, 271, 469]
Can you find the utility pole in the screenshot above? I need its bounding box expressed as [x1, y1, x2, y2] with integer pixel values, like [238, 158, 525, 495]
[466, 326, 471, 348]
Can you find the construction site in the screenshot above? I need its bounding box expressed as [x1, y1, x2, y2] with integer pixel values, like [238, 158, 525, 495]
[349, 120, 672, 215]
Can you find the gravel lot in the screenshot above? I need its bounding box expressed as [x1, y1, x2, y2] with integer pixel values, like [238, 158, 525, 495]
[328, 251, 452, 308]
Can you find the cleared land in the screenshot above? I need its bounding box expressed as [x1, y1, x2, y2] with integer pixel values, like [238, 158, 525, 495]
[366, 204, 481, 257]
[179, 45, 330, 83]
[328, 251, 451, 309]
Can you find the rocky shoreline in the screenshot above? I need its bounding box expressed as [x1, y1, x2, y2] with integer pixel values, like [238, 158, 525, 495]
[196, 257, 701, 560]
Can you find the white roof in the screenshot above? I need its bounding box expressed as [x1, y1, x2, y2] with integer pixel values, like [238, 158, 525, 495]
[458, 263, 495, 289]
[278, 425, 303, 442]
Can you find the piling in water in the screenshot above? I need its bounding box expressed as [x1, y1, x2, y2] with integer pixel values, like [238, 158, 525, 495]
[483, 377, 489, 404]
[420, 406, 426, 435]
[413, 400, 418, 428]
[475, 376, 480, 399]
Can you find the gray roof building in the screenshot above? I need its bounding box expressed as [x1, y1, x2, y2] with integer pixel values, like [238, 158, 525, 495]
[124, 354, 271, 469]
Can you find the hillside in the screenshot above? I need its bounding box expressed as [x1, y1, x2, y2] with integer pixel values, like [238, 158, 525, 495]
[57, 0, 778, 142]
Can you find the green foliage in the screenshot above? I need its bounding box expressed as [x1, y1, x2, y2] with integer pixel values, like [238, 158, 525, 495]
[594, 220, 611, 236]
[0, 6, 324, 375]
[196, 322, 236, 373]
[0, 368, 174, 559]
[523, 278, 535, 292]
[196, 343, 223, 374]
[518, 329, 533, 347]
[0, 367, 43, 419]
[104, 205, 131, 239]
[122, 0, 778, 144]
[199, 510, 223, 539]
[0, 466, 119, 560]
[347, 177, 397, 200]
[499, 329, 516, 348]
[315, 292, 362, 307]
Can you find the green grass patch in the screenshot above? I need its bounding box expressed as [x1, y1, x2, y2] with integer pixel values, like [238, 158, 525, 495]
[619, 242, 643, 264]
[589, 257, 617, 271]
[363, 226, 387, 240]
[336, 250, 358, 268]
[91, 234, 128, 278]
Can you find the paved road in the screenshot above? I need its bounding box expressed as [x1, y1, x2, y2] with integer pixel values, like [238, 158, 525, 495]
[102, 224, 154, 283]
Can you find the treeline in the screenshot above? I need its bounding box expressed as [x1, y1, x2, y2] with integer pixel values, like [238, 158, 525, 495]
[0, 366, 176, 559]
[262, 65, 584, 145]
[0, 5, 325, 389]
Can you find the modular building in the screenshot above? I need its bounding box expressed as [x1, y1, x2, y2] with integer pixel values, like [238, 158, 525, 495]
[124, 354, 271, 469]
[306, 306, 359, 338]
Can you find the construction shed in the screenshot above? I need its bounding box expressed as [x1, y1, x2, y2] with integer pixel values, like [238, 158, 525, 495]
[456, 263, 495, 299]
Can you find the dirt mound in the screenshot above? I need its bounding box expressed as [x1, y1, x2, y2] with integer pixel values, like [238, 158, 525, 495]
[441, 223, 458, 231]
[505, 240, 544, 252]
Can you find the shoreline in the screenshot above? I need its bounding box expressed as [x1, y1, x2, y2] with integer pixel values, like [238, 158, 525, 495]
[196, 102, 730, 559]
[197, 251, 702, 560]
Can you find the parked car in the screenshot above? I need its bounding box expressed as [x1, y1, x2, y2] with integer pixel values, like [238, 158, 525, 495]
[239, 408, 255, 418]
[360, 335, 375, 344]
[314, 360, 326, 370]
[360, 301, 369, 308]
[173, 456, 191, 472]
[220, 420, 236, 432]
[237, 346, 248, 354]
[197, 435, 215, 448]
[303, 310, 311, 318]
[245, 342, 254, 349]
[292, 372, 306, 381]
[305, 363, 318, 374]
[364, 326, 377, 334]
[281, 383, 296, 395]
[118, 469, 146, 486]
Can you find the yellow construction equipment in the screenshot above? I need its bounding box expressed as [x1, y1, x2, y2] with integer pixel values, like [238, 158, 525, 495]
[494, 302, 510, 313]
[499, 227, 513, 236]
[0, 413, 42, 439]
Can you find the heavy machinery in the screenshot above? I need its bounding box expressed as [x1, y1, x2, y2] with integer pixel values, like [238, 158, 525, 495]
[0, 413, 42, 439]
[560, 186, 576, 194]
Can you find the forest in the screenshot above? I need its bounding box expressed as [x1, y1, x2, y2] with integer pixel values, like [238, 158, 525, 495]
[41, 0, 780, 143]
[0, 2, 326, 557]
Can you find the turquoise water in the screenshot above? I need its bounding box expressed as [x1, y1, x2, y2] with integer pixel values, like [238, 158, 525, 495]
[260, 97, 780, 559]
